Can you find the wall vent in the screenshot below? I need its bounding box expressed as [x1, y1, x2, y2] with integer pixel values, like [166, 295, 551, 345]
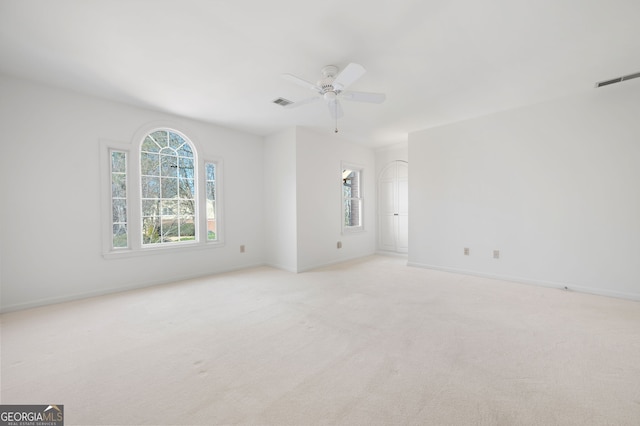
[596, 71, 640, 88]
[272, 97, 293, 107]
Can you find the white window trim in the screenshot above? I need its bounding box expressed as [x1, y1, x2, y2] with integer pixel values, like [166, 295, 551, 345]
[100, 139, 132, 256]
[100, 129, 225, 259]
[137, 128, 199, 249]
[341, 161, 365, 234]
[201, 157, 224, 244]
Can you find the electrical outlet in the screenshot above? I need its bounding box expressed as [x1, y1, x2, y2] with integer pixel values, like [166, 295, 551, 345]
[240, 245, 245, 253]
[464, 247, 470, 256]
[337, 241, 342, 249]
[493, 250, 500, 259]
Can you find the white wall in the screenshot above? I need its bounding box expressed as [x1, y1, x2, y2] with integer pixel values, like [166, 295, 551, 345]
[264, 128, 298, 271]
[408, 80, 640, 300]
[295, 128, 377, 271]
[375, 142, 408, 179]
[0, 75, 265, 312]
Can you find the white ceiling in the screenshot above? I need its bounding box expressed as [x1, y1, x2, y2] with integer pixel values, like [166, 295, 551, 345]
[1, 0, 639, 148]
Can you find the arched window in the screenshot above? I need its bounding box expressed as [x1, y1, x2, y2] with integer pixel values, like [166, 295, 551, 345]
[140, 130, 196, 245]
[102, 126, 221, 255]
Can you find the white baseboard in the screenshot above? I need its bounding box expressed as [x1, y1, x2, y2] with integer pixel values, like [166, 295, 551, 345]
[375, 250, 409, 258]
[295, 252, 378, 273]
[407, 262, 640, 302]
[264, 262, 299, 273]
[0, 262, 267, 313]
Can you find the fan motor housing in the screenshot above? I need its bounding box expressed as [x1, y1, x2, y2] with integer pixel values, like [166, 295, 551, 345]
[317, 65, 339, 93]
[318, 77, 335, 91]
[321, 65, 339, 78]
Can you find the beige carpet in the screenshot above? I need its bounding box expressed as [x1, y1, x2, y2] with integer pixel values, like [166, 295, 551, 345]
[1, 255, 639, 425]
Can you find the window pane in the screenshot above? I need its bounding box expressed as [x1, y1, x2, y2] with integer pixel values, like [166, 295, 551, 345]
[162, 200, 178, 216]
[141, 136, 160, 153]
[344, 199, 352, 226]
[169, 132, 186, 149]
[112, 199, 127, 223]
[149, 130, 168, 148]
[207, 219, 216, 240]
[351, 179, 360, 197]
[161, 177, 178, 198]
[160, 154, 178, 177]
[206, 163, 215, 181]
[178, 143, 193, 158]
[142, 200, 160, 217]
[179, 200, 195, 216]
[344, 199, 362, 227]
[178, 157, 194, 178]
[179, 178, 195, 199]
[343, 169, 360, 198]
[111, 173, 126, 198]
[112, 224, 128, 248]
[141, 176, 160, 198]
[142, 217, 161, 244]
[353, 199, 362, 226]
[161, 218, 179, 241]
[207, 199, 216, 240]
[111, 151, 126, 173]
[141, 152, 159, 175]
[180, 216, 195, 239]
[206, 181, 215, 201]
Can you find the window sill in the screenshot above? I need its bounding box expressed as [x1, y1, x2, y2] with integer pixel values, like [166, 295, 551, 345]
[342, 227, 365, 235]
[103, 240, 225, 259]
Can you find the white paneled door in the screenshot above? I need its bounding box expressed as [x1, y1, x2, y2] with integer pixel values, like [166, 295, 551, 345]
[378, 161, 408, 253]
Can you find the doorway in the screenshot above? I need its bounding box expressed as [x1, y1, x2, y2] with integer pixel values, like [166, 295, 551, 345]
[378, 160, 408, 253]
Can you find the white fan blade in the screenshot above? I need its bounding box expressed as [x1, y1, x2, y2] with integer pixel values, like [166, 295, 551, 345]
[333, 63, 366, 90]
[327, 99, 344, 119]
[282, 73, 322, 92]
[341, 91, 386, 103]
[284, 96, 321, 109]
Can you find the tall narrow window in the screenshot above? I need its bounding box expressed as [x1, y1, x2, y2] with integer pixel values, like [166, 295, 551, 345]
[205, 162, 217, 241]
[342, 166, 363, 231]
[140, 130, 196, 245]
[111, 150, 128, 248]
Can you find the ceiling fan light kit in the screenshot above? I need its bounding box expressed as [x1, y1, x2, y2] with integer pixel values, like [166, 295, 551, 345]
[323, 91, 337, 101]
[280, 62, 386, 132]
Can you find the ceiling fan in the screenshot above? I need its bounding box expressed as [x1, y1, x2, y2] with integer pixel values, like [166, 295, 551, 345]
[281, 63, 385, 131]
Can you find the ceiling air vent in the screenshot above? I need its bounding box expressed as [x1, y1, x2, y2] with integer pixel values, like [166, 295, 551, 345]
[622, 71, 640, 81]
[596, 71, 640, 88]
[272, 97, 293, 107]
